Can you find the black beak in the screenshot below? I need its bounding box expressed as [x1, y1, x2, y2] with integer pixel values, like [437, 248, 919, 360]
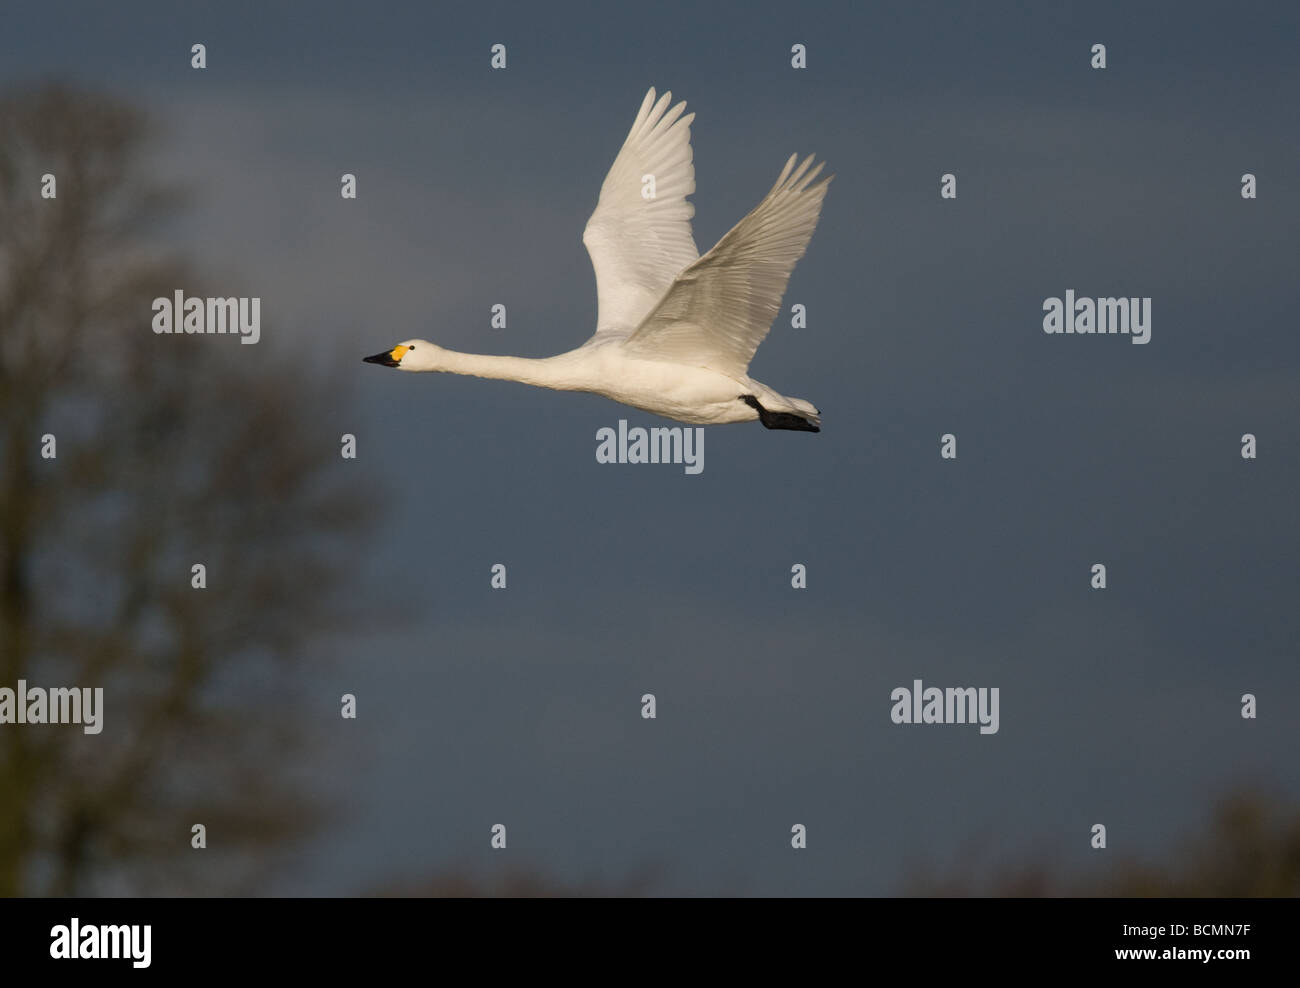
[363, 350, 400, 367]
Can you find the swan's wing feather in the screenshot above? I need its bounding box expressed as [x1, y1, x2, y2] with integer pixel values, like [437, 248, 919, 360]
[582, 88, 699, 341]
[621, 154, 831, 376]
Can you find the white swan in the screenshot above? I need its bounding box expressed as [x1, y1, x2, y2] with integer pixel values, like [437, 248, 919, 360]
[365, 87, 831, 431]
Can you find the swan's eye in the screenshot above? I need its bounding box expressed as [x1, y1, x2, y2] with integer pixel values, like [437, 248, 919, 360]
[408, 345, 415, 350]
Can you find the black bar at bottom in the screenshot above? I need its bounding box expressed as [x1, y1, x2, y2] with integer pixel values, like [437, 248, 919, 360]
[0, 897, 1289, 975]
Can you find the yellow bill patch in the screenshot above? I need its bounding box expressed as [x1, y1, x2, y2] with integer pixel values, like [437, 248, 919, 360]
[390, 345, 410, 361]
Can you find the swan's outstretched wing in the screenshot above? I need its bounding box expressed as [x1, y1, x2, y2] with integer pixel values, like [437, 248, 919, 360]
[582, 88, 699, 341]
[621, 153, 831, 377]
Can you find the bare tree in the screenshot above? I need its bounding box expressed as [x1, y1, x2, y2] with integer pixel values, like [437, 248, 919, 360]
[902, 788, 1300, 897]
[0, 84, 371, 895]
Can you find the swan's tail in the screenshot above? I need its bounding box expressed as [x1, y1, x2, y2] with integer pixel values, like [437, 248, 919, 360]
[788, 397, 821, 426]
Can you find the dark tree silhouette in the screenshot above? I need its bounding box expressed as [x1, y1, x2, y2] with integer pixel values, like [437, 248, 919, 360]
[0, 84, 371, 895]
[902, 788, 1300, 897]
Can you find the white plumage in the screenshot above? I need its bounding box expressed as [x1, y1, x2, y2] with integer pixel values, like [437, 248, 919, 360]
[364, 87, 832, 431]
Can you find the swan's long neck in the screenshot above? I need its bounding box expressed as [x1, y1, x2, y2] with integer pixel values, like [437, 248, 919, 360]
[432, 349, 581, 390]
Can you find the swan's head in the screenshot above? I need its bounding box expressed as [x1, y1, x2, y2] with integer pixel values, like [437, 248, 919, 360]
[362, 339, 440, 371]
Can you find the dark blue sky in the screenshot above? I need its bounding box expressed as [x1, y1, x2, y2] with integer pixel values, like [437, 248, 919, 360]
[5, 1, 1297, 894]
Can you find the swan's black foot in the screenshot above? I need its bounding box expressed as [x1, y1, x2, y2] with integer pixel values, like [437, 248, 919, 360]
[739, 395, 820, 432]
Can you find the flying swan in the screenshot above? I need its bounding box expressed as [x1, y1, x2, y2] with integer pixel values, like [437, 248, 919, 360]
[364, 87, 831, 431]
